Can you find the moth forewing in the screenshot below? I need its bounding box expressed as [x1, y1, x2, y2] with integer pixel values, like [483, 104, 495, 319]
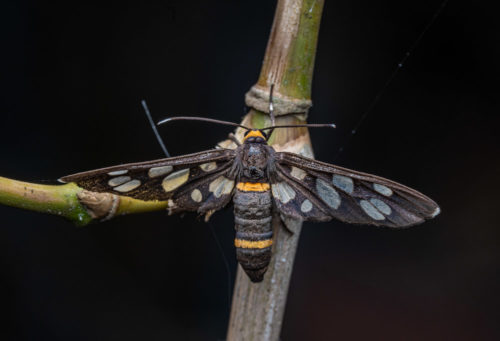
[59, 148, 237, 203]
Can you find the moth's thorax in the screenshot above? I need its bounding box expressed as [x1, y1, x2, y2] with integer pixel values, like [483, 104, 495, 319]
[239, 143, 269, 182]
[243, 129, 267, 144]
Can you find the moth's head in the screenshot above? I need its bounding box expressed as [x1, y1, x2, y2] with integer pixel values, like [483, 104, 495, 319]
[243, 129, 267, 144]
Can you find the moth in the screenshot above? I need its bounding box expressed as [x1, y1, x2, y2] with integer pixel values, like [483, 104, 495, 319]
[59, 101, 440, 282]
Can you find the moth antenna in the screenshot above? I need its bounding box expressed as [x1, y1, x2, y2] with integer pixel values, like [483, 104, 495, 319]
[263, 85, 335, 134]
[158, 116, 251, 131]
[141, 100, 171, 158]
[261, 123, 336, 131]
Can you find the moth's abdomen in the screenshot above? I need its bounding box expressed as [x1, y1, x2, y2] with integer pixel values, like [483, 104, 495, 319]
[233, 182, 273, 282]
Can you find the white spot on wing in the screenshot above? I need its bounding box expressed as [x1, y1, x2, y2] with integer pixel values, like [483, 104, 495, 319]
[148, 165, 173, 178]
[166, 199, 177, 215]
[162, 169, 189, 192]
[108, 176, 131, 187]
[114, 179, 141, 192]
[191, 189, 202, 202]
[332, 174, 354, 193]
[199, 162, 217, 172]
[271, 182, 296, 204]
[373, 183, 393, 196]
[316, 178, 340, 209]
[432, 206, 441, 218]
[369, 198, 391, 215]
[209, 176, 234, 198]
[301, 199, 313, 213]
[108, 170, 128, 176]
[360, 200, 385, 220]
[290, 167, 307, 180]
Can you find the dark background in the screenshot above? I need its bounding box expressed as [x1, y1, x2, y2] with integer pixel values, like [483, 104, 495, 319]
[0, 0, 498, 340]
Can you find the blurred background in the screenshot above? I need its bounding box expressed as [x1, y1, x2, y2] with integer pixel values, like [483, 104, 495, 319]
[0, 0, 498, 340]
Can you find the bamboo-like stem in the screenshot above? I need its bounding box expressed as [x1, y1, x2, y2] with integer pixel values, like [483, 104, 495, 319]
[226, 0, 324, 340]
[0, 176, 168, 226]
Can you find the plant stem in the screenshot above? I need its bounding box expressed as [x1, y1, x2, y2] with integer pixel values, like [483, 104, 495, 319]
[0, 177, 92, 225]
[0, 176, 168, 226]
[226, 0, 324, 340]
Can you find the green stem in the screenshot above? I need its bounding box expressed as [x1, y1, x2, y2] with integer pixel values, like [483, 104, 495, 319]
[0, 176, 169, 226]
[0, 177, 92, 226]
[257, 0, 323, 99]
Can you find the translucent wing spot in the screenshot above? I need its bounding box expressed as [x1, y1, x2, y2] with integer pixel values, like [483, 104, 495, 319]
[373, 183, 393, 196]
[108, 176, 131, 187]
[200, 162, 217, 172]
[148, 165, 173, 178]
[360, 200, 385, 220]
[316, 178, 340, 209]
[209, 176, 234, 198]
[369, 198, 391, 215]
[432, 206, 441, 218]
[332, 174, 354, 194]
[301, 199, 313, 213]
[166, 199, 177, 214]
[271, 182, 296, 204]
[162, 169, 190, 192]
[290, 167, 307, 180]
[114, 179, 141, 192]
[107, 170, 128, 176]
[191, 189, 203, 202]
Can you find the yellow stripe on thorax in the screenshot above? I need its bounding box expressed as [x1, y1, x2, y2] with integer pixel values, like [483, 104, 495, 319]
[236, 182, 270, 192]
[243, 130, 265, 142]
[234, 238, 273, 249]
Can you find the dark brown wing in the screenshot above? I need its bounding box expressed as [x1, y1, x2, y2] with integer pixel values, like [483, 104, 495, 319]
[60, 149, 238, 215]
[270, 152, 440, 228]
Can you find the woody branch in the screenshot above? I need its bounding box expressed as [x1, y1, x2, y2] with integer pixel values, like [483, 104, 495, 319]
[225, 0, 324, 340]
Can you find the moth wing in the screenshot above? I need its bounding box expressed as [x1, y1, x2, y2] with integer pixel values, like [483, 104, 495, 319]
[271, 152, 440, 228]
[59, 149, 237, 215]
[165, 169, 237, 216]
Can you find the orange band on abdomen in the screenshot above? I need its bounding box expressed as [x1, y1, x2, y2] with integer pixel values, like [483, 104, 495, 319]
[234, 238, 273, 249]
[236, 182, 270, 192]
